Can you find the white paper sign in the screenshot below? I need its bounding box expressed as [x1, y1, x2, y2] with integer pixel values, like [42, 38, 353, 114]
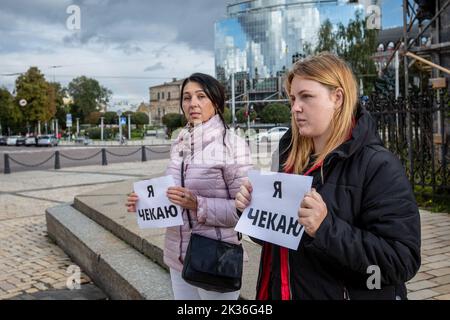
[235, 170, 313, 250]
[133, 175, 183, 229]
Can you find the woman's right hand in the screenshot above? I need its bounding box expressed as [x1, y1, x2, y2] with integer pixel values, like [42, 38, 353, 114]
[126, 192, 139, 212]
[235, 179, 253, 212]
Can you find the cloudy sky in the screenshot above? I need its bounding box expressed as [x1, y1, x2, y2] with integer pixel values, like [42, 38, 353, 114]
[0, 0, 402, 106]
[0, 0, 228, 105]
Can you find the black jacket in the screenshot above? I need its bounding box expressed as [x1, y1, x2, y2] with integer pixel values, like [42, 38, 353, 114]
[256, 107, 421, 300]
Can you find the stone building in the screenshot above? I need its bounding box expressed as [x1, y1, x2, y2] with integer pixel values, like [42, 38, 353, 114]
[149, 78, 184, 124]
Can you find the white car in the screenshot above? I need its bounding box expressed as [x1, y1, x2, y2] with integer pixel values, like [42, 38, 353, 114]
[6, 136, 20, 146]
[256, 127, 289, 143]
[25, 136, 37, 146]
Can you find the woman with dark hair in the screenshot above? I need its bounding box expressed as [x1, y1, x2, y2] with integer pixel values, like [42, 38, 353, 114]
[127, 73, 252, 300]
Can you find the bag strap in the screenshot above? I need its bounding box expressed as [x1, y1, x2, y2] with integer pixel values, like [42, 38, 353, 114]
[181, 158, 242, 242]
[181, 159, 193, 229]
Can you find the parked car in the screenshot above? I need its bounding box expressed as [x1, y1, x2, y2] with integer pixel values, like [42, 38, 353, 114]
[256, 126, 289, 143]
[75, 136, 92, 145]
[6, 136, 20, 146]
[25, 136, 37, 146]
[0, 136, 7, 145]
[16, 136, 26, 146]
[37, 135, 58, 147]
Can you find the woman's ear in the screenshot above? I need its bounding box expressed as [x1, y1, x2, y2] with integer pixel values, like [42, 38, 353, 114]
[334, 88, 344, 110]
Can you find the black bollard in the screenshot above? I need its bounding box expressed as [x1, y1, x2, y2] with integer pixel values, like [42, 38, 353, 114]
[102, 148, 108, 166]
[4, 154, 11, 174]
[141, 146, 147, 162]
[54, 151, 61, 170]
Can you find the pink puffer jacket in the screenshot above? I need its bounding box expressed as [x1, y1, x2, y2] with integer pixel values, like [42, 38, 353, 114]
[163, 115, 253, 272]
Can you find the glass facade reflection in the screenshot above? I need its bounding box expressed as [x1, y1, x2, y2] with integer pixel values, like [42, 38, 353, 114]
[215, 0, 362, 83]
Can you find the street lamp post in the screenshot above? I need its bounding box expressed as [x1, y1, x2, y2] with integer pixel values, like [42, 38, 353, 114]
[76, 118, 80, 137]
[100, 117, 104, 141]
[128, 114, 131, 140]
[116, 109, 122, 144]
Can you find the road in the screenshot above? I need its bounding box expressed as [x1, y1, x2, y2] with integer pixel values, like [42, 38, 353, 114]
[0, 145, 171, 174]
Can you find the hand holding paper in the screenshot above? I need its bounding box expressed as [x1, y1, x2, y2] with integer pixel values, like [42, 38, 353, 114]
[298, 188, 328, 238]
[133, 175, 183, 229]
[235, 170, 312, 250]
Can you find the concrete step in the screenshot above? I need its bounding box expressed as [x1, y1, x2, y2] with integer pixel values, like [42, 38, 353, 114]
[50, 179, 262, 300]
[46, 202, 173, 300]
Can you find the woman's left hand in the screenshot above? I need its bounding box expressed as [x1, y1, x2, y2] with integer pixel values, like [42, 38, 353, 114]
[298, 188, 328, 238]
[167, 186, 198, 211]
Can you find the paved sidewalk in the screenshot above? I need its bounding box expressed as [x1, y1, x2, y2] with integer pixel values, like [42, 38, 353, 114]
[0, 159, 449, 300]
[0, 160, 169, 299]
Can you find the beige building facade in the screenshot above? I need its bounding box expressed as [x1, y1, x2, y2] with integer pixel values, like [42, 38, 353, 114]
[149, 78, 184, 124]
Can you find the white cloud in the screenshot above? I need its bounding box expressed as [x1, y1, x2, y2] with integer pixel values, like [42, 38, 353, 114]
[0, 0, 223, 103]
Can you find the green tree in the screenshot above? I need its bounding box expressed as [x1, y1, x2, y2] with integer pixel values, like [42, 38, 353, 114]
[162, 113, 186, 136]
[0, 87, 22, 135]
[48, 82, 67, 128]
[67, 76, 112, 123]
[236, 108, 257, 123]
[15, 67, 55, 128]
[260, 103, 291, 124]
[304, 10, 378, 94]
[86, 111, 102, 125]
[103, 111, 117, 125]
[223, 107, 232, 124]
[133, 112, 149, 126]
[315, 19, 338, 53]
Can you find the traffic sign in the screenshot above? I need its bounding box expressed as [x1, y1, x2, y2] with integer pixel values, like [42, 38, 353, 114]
[120, 117, 126, 125]
[66, 113, 72, 127]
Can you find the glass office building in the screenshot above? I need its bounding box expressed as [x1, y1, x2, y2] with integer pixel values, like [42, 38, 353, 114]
[215, 0, 363, 82]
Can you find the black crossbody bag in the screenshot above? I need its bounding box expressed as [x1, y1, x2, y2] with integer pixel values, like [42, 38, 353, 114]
[180, 160, 243, 293]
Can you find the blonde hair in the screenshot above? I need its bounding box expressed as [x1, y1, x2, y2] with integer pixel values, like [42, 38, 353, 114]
[284, 52, 358, 174]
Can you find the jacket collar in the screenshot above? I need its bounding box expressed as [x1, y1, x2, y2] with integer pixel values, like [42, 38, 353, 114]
[176, 114, 225, 156]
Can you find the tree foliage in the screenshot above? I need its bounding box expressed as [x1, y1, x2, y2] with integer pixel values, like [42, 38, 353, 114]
[260, 103, 291, 124]
[15, 67, 55, 125]
[223, 107, 232, 124]
[162, 113, 186, 136]
[236, 108, 257, 123]
[305, 10, 378, 94]
[67, 76, 112, 123]
[0, 87, 22, 135]
[133, 112, 149, 126]
[103, 111, 118, 125]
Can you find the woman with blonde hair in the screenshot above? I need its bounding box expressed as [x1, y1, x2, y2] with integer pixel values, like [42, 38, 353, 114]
[236, 52, 421, 300]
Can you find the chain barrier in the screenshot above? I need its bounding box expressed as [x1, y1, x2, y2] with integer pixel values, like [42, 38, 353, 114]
[145, 146, 171, 154]
[3, 145, 172, 174]
[8, 153, 55, 168]
[59, 150, 103, 161]
[105, 148, 142, 157]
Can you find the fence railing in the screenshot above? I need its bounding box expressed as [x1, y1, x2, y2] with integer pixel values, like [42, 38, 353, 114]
[3, 146, 171, 174]
[366, 92, 449, 195]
